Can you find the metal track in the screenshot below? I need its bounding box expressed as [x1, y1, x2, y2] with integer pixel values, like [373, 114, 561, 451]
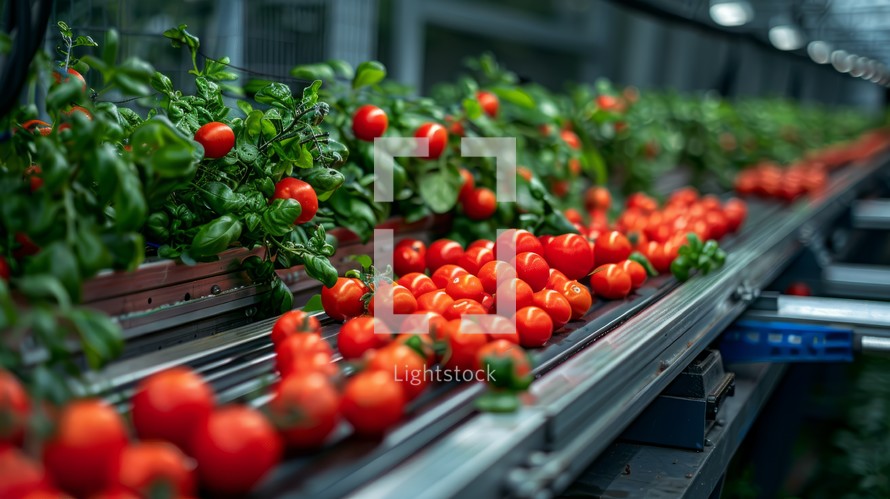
[348, 155, 890, 499]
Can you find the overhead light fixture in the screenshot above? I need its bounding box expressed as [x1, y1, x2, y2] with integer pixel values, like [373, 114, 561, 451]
[709, 0, 754, 27]
[871, 64, 885, 83]
[861, 60, 875, 80]
[831, 50, 852, 73]
[850, 57, 866, 77]
[769, 25, 805, 51]
[807, 41, 832, 64]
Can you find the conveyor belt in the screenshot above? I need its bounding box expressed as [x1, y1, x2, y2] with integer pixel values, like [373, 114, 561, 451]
[85, 154, 888, 498]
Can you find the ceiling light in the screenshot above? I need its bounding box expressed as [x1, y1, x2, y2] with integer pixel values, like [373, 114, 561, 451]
[850, 57, 866, 77]
[871, 64, 885, 83]
[807, 41, 832, 64]
[710, 0, 754, 27]
[860, 59, 875, 80]
[831, 50, 852, 73]
[769, 25, 805, 51]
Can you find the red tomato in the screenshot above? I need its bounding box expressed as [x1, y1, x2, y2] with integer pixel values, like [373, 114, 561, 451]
[475, 340, 532, 380]
[463, 188, 497, 220]
[116, 442, 195, 497]
[512, 252, 550, 291]
[590, 263, 632, 300]
[642, 241, 672, 274]
[369, 284, 418, 316]
[89, 488, 140, 499]
[668, 187, 699, 207]
[368, 343, 429, 400]
[442, 320, 488, 370]
[352, 105, 388, 141]
[594, 231, 632, 265]
[546, 268, 570, 290]
[597, 94, 622, 112]
[393, 238, 426, 277]
[321, 277, 369, 321]
[396, 310, 447, 338]
[340, 370, 405, 436]
[446, 115, 465, 136]
[723, 198, 747, 233]
[268, 371, 340, 448]
[560, 129, 581, 150]
[43, 400, 128, 497]
[585, 186, 612, 212]
[543, 233, 594, 280]
[52, 67, 87, 91]
[476, 315, 520, 344]
[24, 165, 43, 192]
[551, 179, 570, 197]
[619, 260, 647, 289]
[190, 406, 281, 494]
[397, 272, 437, 297]
[558, 280, 593, 320]
[131, 368, 215, 454]
[21, 119, 53, 136]
[337, 316, 391, 360]
[426, 239, 464, 272]
[532, 289, 573, 330]
[416, 290, 455, 317]
[446, 273, 485, 302]
[477, 260, 517, 294]
[270, 309, 321, 346]
[457, 246, 494, 275]
[625, 228, 648, 250]
[446, 298, 487, 319]
[13, 233, 40, 258]
[415, 122, 448, 159]
[468, 239, 495, 251]
[431, 264, 469, 289]
[704, 210, 729, 241]
[0, 369, 29, 446]
[493, 278, 535, 314]
[568, 158, 582, 176]
[275, 332, 335, 378]
[476, 90, 499, 117]
[458, 168, 475, 201]
[517, 166, 534, 181]
[564, 208, 584, 225]
[0, 447, 50, 498]
[785, 282, 811, 296]
[194, 122, 235, 159]
[495, 229, 545, 258]
[271, 177, 318, 224]
[626, 192, 658, 213]
[394, 331, 437, 364]
[514, 306, 553, 347]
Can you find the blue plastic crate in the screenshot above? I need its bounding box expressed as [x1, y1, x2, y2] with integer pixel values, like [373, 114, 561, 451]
[720, 320, 854, 363]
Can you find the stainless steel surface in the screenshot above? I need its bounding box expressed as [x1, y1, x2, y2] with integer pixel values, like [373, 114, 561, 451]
[751, 295, 890, 328]
[348, 155, 889, 499]
[861, 335, 890, 353]
[852, 199, 890, 229]
[823, 263, 890, 299]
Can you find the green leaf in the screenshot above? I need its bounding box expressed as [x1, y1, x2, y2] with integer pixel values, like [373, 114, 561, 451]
[13, 275, 71, 309]
[261, 199, 301, 237]
[68, 308, 123, 370]
[301, 80, 322, 107]
[131, 116, 199, 178]
[23, 243, 82, 303]
[75, 224, 113, 276]
[236, 100, 253, 116]
[290, 63, 335, 83]
[325, 59, 354, 79]
[190, 215, 242, 258]
[463, 98, 483, 120]
[418, 170, 461, 214]
[302, 254, 338, 287]
[294, 145, 314, 170]
[201, 182, 246, 215]
[302, 294, 324, 312]
[255, 83, 295, 110]
[352, 61, 386, 89]
[475, 390, 521, 413]
[491, 86, 535, 109]
[268, 277, 294, 315]
[150, 72, 174, 95]
[102, 29, 119, 66]
[350, 254, 373, 270]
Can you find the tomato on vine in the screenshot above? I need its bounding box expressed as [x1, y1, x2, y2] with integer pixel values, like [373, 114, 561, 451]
[352, 105, 388, 141]
[462, 187, 497, 220]
[194, 121, 235, 159]
[414, 122, 448, 159]
[321, 277, 369, 321]
[272, 178, 319, 224]
[476, 90, 499, 117]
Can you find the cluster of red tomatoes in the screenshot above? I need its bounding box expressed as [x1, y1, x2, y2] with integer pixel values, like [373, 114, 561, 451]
[734, 162, 827, 202]
[574, 186, 747, 277]
[1, 364, 286, 498]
